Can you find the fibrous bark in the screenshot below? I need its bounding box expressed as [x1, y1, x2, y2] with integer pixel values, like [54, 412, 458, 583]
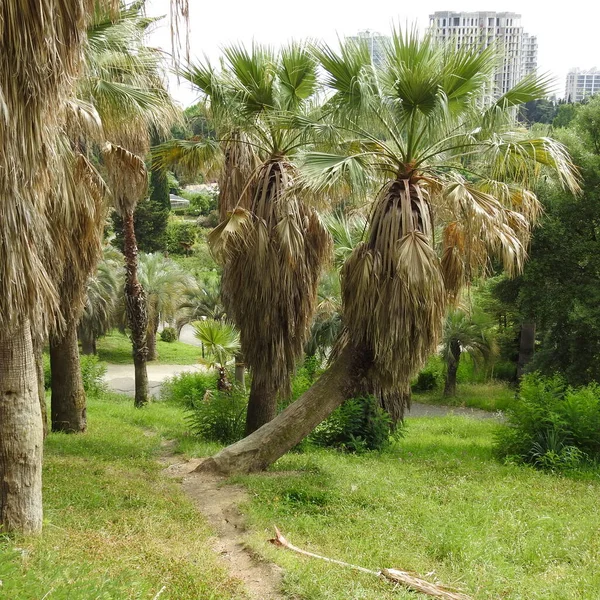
[50, 320, 87, 433]
[31, 328, 48, 439]
[0, 320, 44, 534]
[123, 209, 149, 407]
[443, 340, 461, 398]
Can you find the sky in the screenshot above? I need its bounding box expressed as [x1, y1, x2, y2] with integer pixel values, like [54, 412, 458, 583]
[146, 0, 599, 107]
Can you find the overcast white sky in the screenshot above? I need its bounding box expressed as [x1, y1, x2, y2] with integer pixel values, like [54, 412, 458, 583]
[146, 0, 598, 106]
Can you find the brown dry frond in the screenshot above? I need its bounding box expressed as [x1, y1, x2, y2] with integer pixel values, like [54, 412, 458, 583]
[342, 180, 446, 420]
[0, 1, 95, 329]
[210, 160, 332, 399]
[102, 143, 148, 216]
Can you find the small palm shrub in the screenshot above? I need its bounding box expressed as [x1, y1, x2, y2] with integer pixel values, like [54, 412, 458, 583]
[495, 373, 600, 470]
[160, 371, 219, 408]
[160, 327, 178, 343]
[80, 355, 107, 395]
[309, 395, 398, 453]
[185, 387, 247, 444]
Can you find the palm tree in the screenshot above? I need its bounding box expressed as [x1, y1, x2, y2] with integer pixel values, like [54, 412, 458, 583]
[442, 308, 498, 397]
[79, 248, 123, 355]
[193, 319, 241, 390]
[138, 252, 193, 360]
[161, 43, 332, 433]
[177, 283, 227, 330]
[198, 30, 579, 475]
[0, 0, 188, 536]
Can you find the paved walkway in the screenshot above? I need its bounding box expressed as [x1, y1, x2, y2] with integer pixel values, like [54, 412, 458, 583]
[104, 362, 499, 420]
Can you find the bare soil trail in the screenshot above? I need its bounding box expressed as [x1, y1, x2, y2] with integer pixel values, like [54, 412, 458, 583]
[162, 457, 285, 600]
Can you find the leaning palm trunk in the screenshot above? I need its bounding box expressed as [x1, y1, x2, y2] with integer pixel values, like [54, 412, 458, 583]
[0, 321, 44, 533]
[123, 209, 150, 407]
[214, 160, 331, 434]
[200, 346, 356, 475]
[50, 320, 87, 432]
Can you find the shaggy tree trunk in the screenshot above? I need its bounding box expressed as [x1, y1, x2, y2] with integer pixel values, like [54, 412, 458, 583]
[200, 346, 355, 475]
[80, 330, 96, 355]
[235, 354, 245, 389]
[0, 320, 43, 534]
[245, 378, 278, 435]
[517, 321, 536, 379]
[444, 341, 461, 398]
[123, 209, 149, 407]
[50, 320, 87, 433]
[31, 329, 48, 439]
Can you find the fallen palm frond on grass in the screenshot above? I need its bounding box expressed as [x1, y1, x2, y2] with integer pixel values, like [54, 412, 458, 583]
[269, 526, 472, 600]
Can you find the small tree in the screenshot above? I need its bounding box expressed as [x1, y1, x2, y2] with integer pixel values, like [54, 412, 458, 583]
[193, 319, 241, 390]
[442, 308, 498, 397]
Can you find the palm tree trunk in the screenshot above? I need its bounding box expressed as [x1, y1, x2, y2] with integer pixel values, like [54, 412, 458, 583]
[245, 378, 278, 435]
[200, 346, 355, 475]
[517, 321, 536, 379]
[0, 320, 43, 534]
[235, 354, 245, 389]
[49, 320, 87, 433]
[123, 209, 149, 407]
[444, 341, 461, 398]
[31, 329, 48, 439]
[80, 330, 97, 355]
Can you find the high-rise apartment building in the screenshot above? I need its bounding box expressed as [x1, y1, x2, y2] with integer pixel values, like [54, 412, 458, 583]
[428, 12, 538, 98]
[347, 30, 389, 67]
[565, 69, 600, 103]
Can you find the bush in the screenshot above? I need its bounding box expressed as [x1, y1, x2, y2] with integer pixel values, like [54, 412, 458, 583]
[185, 387, 247, 444]
[80, 354, 107, 395]
[166, 219, 197, 255]
[412, 355, 444, 391]
[197, 210, 219, 229]
[310, 395, 397, 453]
[160, 327, 178, 343]
[495, 373, 600, 470]
[160, 371, 219, 408]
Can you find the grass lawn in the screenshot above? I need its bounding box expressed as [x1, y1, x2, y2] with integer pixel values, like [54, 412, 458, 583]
[3, 393, 599, 599]
[96, 330, 201, 365]
[0, 393, 241, 600]
[414, 381, 516, 412]
[236, 417, 600, 600]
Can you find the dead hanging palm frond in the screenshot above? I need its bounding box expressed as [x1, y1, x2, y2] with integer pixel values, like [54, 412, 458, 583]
[0, 0, 95, 330]
[102, 143, 148, 215]
[210, 160, 332, 399]
[342, 179, 445, 421]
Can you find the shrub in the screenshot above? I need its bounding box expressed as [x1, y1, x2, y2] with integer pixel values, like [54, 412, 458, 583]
[412, 355, 444, 391]
[185, 387, 247, 444]
[310, 395, 398, 453]
[495, 373, 600, 470]
[80, 354, 107, 395]
[160, 371, 219, 408]
[160, 327, 178, 343]
[166, 219, 197, 255]
[198, 210, 219, 229]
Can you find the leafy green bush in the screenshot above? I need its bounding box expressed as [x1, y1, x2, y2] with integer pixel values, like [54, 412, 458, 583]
[160, 371, 219, 408]
[80, 355, 107, 395]
[185, 387, 247, 444]
[492, 360, 518, 382]
[166, 219, 197, 255]
[412, 355, 444, 391]
[310, 395, 397, 453]
[495, 373, 600, 470]
[160, 327, 178, 343]
[43, 353, 51, 390]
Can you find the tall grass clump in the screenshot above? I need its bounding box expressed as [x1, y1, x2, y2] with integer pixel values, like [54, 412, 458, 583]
[160, 371, 219, 408]
[495, 373, 600, 470]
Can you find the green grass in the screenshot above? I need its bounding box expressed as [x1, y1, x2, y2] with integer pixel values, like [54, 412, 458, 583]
[0, 392, 241, 600]
[235, 417, 600, 600]
[4, 391, 600, 599]
[97, 330, 201, 365]
[414, 381, 516, 412]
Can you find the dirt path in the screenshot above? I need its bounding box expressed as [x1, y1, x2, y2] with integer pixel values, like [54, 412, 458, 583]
[163, 458, 285, 600]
